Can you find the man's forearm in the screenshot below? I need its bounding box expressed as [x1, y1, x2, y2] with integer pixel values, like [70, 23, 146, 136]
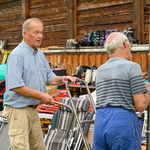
[49, 76, 62, 85]
[11, 86, 43, 100]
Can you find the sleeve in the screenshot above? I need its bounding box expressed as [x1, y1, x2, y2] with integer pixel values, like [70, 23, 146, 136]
[7, 54, 25, 90]
[129, 63, 148, 95]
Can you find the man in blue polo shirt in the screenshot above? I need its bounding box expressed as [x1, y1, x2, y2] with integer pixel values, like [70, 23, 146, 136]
[4, 18, 76, 150]
[93, 32, 150, 150]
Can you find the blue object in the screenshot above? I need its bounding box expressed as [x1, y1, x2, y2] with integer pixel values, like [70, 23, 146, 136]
[0, 63, 6, 80]
[3, 92, 6, 110]
[93, 107, 141, 150]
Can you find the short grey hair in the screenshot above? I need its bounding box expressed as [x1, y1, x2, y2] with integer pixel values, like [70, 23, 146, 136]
[105, 32, 127, 57]
[22, 18, 43, 35]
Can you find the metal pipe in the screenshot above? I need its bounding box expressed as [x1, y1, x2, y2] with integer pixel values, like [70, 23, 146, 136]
[146, 13, 150, 150]
[65, 79, 96, 150]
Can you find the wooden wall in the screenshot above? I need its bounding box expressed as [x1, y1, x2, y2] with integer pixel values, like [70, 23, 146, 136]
[45, 52, 110, 75]
[45, 50, 149, 75]
[0, 0, 150, 74]
[0, 0, 22, 51]
[76, 0, 133, 41]
[0, 0, 149, 51]
[144, 0, 150, 44]
[28, 0, 69, 48]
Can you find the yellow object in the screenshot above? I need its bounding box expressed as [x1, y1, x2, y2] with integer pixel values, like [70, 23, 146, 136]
[1, 50, 10, 64]
[40, 120, 51, 124]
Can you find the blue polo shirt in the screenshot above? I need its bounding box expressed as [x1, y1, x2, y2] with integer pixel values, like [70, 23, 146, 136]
[4, 40, 56, 108]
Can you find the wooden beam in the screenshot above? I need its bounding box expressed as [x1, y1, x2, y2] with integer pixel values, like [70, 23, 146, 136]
[73, 0, 77, 40]
[22, 0, 28, 24]
[133, 0, 144, 44]
[67, 0, 77, 40]
[145, 0, 150, 5]
[67, 0, 73, 39]
[141, 0, 145, 44]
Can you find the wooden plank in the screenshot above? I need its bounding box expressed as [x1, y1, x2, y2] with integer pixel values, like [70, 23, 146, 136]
[145, 0, 150, 5]
[44, 31, 68, 39]
[77, 14, 132, 27]
[41, 39, 67, 47]
[67, 54, 73, 75]
[67, 0, 74, 39]
[77, 0, 132, 11]
[74, 0, 77, 40]
[29, 0, 67, 8]
[44, 51, 149, 75]
[0, 13, 21, 21]
[133, 0, 144, 44]
[0, 0, 21, 10]
[144, 33, 149, 43]
[7, 37, 22, 43]
[5, 44, 18, 51]
[96, 53, 102, 67]
[144, 6, 150, 14]
[77, 3, 132, 19]
[43, 18, 68, 26]
[89, 54, 96, 67]
[0, 24, 22, 32]
[144, 23, 149, 32]
[79, 54, 85, 66]
[143, 53, 148, 71]
[141, 0, 145, 44]
[44, 24, 68, 32]
[29, 10, 67, 21]
[22, 0, 28, 23]
[0, 5, 21, 15]
[0, 19, 22, 27]
[0, 0, 18, 5]
[73, 54, 79, 74]
[29, 0, 67, 6]
[77, 22, 133, 35]
[29, 3, 67, 15]
[0, 31, 22, 38]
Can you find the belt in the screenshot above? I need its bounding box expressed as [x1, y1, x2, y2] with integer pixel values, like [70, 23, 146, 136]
[28, 105, 37, 108]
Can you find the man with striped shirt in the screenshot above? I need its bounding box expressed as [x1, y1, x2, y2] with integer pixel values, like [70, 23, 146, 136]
[93, 32, 150, 150]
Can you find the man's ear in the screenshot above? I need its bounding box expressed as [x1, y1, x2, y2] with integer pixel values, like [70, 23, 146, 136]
[23, 30, 27, 36]
[123, 39, 128, 48]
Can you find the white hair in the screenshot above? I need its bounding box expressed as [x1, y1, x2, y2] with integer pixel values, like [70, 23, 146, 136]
[105, 32, 127, 57]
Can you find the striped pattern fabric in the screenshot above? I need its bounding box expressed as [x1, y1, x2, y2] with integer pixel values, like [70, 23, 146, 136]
[59, 97, 90, 112]
[95, 57, 148, 112]
[45, 97, 90, 150]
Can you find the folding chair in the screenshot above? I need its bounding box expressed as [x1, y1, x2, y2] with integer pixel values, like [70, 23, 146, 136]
[0, 115, 11, 150]
[44, 96, 91, 150]
[65, 79, 96, 150]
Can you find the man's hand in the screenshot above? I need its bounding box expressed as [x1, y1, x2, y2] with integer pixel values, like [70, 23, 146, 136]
[61, 76, 78, 84]
[39, 93, 54, 105]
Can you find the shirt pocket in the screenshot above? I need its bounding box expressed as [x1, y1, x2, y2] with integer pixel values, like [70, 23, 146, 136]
[8, 129, 26, 149]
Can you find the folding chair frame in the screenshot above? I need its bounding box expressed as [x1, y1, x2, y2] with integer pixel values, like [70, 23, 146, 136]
[65, 79, 96, 150]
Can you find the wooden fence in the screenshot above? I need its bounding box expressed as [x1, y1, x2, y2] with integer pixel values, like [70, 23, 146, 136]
[44, 45, 149, 75]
